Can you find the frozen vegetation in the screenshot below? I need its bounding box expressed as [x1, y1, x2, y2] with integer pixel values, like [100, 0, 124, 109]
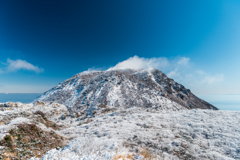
[0, 102, 239, 159]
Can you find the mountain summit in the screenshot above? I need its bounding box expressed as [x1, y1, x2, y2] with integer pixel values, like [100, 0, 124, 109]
[36, 69, 218, 112]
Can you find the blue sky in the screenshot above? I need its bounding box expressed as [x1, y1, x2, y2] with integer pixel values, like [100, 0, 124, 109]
[0, 0, 240, 94]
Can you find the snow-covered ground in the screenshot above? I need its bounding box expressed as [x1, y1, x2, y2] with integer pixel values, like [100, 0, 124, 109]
[1, 102, 240, 160]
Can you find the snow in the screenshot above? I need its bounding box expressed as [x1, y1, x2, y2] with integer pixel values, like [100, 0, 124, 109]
[10, 117, 31, 125]
[1, 102, 240, 159]
[30, 137, 117, 160]
[28, 106, 240, 160]
[0, 102, 69, 143]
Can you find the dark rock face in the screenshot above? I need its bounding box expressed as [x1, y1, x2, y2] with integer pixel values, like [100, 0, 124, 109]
[36, 69, 218, 111]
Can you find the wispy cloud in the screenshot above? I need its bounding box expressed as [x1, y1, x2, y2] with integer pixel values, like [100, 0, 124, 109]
[177, 57, 190, 65]
[167, 68, 179, 78]
[1, 59, 44, 73]
[106, 55, 191, 78]
[108, 55, 169, 70]
[203, 74, 224, 84]
[196, 70, 224, 84]
[107, 55, 191, 75]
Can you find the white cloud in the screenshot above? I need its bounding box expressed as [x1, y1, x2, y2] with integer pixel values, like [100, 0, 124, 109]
[202, 74, 224, 84]
[108, 55, 169, 71]
[167, 68, 179, 78]
[196, 70, 224, 84]
[80, 67, 104, 75]
[196, 70, 205, 75]
[166, 57, 190, 79]
[1, 59, 44, 73]
[107, 55, 192, 80]
[177, 57, 190, 65]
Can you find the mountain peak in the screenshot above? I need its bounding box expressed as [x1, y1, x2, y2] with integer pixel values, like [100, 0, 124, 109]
[36, 69, 218, 114]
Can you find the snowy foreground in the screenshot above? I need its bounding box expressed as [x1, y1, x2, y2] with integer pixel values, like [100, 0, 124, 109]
[0, 102, 240, 160]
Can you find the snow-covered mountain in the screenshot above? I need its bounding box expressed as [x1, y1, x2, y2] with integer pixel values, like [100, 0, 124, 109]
[36, 69, 218, 113]
[1, 69, 240, 160]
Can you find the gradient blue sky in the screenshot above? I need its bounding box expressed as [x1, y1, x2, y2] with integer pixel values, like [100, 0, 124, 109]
[0, 0, 240, 94]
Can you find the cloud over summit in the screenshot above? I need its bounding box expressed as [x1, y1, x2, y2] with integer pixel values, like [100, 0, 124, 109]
[108, 55, 169, 70]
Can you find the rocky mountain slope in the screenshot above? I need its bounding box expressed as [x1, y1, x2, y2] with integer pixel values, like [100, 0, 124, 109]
[36, 69, 218, 114]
